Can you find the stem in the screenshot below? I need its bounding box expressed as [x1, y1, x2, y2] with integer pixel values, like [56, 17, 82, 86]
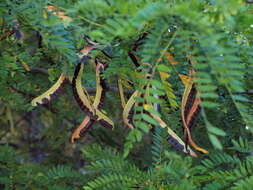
[153, 30, 178, 73]
[146, 31, 178, 95]
[0, 30, 14, 41]
[78, 16, 103, 27]
[58, 6, 102, 27]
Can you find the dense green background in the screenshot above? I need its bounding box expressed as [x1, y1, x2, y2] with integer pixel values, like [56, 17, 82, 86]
[0, 0, 253, 189]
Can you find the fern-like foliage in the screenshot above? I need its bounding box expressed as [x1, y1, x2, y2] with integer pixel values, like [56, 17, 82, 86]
[83, 138, 253, 190]
[0, 145, 86, 190]
[1, 0, 253, 189]
[1, 0, 252, 152]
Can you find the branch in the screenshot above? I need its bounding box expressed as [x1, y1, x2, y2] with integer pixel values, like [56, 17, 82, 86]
[0, 30, 14, 41]
[9, 85, 35, 98]
[29, 67, 133, 95]
[28, 67, 253, 96]
[0, 141, 19, 149]
[30, 67, 49, 76]
[246, 0, 253, 4]
[9, 85, 58, 114]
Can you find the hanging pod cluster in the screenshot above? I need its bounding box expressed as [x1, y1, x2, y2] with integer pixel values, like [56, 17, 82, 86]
[31, 47, 114, 143]
[31, 51, 208, 157]
[179, 68, 209, 154]
[119, 62, 197, 157]
[31, 5, 209, 157]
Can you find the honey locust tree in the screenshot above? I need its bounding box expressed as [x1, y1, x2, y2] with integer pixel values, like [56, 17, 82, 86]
[0, 0, 253, 189]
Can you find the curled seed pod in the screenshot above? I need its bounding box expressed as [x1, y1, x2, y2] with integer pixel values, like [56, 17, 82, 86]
[180, 70, 208, 154]
[71, 59, 114, 143]
[72, 60, 95, 118]
[31, 74, 66, 106]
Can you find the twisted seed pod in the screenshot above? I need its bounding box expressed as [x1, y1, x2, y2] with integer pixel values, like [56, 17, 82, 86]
[31, 74, 66, 106]
[71, 60, 110, 143]
[72, 60, 114, 136]
[180, 70, 208, 154]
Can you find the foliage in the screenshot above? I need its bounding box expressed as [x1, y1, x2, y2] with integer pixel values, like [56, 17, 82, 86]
[82, 138, 253, 190]
[0, 145, 86, 190]
[0, 0, 253, 189]
[1, 138, 252, 190]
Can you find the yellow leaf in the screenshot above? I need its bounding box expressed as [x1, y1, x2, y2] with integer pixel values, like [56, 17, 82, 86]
[42, 8, 48, 19]
[143, 104, 152, 111]
[159, 72, 170, 79]
[167, 55, 179, 65]
[21, 60, 30, 71]
[178, 74, 190, 86]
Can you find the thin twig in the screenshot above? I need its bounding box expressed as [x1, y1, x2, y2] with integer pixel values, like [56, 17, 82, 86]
[246, 0, 253, 4]
[9, 85, 58, 113]
[30, 67, 49, 76]
[0, 30, 14, 41]
[29, 67, 134, 95]
[28, 67, 253, 96]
